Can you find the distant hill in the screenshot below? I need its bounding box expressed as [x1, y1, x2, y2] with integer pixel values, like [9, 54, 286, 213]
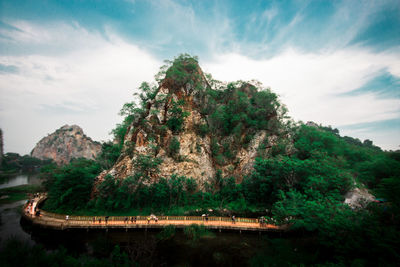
[31, 125, 101, 165]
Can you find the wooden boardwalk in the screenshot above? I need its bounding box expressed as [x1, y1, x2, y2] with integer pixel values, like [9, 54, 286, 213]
[22, 195, 286, 232]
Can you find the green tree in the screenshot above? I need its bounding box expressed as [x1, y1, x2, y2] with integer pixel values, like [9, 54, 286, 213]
[168, 136, 180, 158]
[44, 159, 102, 211]
[166, 99, 190, 133]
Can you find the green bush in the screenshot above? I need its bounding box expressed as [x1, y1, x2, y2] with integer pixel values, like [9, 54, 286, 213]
[166, 99, 190, 133]
[196, 123, 209, 137]
[168, 136, 180, 158]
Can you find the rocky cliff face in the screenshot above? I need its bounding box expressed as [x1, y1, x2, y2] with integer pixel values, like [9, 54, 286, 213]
[31, 125, 101, 165]
[96, 57, 285, 189]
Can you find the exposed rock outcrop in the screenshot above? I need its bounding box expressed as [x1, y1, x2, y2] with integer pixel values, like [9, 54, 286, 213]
[96, 58, 283, 190]
[344, 187, 376, 209]
[31, 125, 101, 165]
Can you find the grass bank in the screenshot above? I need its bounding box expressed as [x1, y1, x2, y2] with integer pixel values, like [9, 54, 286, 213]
[0, 184, 44, 205]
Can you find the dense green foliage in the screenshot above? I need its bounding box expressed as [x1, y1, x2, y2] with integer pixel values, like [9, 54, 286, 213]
[41, 123, 400, 264]
[201, 80, 289, 165]
[166, 99, 190, 133]
[42, 158, 102, 212]
[207, 83, 285, 134]
[97, 141, 121, 169]
[39, 54, 400, 265]
[158, 54, 201, 89]
[0, 152, 52, 174]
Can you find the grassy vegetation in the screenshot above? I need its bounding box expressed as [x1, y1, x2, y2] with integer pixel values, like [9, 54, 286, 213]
[0, 184, 44, 205]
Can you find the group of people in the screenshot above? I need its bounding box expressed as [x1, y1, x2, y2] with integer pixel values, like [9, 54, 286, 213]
[25, 199, 40, 216]
[89, 216, 139, 224]
[259, 216, 271, 227]
[126, 216, 138, 224]
[25, 200, 33, 215]
[60, 214, 271, 228]
[147, 214, 158, 224]
[62, 214, 271, 227]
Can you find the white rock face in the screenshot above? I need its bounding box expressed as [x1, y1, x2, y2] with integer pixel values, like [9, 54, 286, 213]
[235, 131, 267, 180]
[158, 131, 215, 188]
[31, 125, 101, 165]
[344, 187, 376, 209]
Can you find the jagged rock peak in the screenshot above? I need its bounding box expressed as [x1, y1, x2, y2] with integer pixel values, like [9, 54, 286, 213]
[59, 124, 82, 131]
[31, 124, 101, 165]
[95, 55, 287, 191]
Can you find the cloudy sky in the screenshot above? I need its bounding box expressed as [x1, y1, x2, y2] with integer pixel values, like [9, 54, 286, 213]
[0, 0, 399, 154]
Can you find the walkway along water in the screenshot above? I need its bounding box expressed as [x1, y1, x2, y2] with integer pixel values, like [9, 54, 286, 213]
[22, 195, 288, 232]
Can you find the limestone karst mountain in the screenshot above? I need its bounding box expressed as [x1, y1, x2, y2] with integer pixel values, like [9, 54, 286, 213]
[96, 55, 289, 189]
[31, 125, 101, 165]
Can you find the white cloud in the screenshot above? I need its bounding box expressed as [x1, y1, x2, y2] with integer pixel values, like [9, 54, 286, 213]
[0, 22, 160, 154]
[341, 127, 400, 151]
[203, 48, 400, 149]
[1, 18, 399, 154]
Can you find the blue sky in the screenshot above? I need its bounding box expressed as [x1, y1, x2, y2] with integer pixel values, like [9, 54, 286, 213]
[0, 0, 399, 153]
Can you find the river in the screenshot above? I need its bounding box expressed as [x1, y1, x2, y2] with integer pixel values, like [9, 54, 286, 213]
[0, 173, 40, 247]
[0, 173, 41, 189]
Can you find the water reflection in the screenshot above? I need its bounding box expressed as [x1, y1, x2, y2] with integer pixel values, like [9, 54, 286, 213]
[0, 199, 34, 247]
[0, 173, 41, 247]
[0, 174, 41, 189]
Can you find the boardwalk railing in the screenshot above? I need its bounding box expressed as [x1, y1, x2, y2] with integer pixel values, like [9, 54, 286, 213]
[39, 212, 260, 224]
[38, 207, 261, 223]
[23, 196, 286, 232]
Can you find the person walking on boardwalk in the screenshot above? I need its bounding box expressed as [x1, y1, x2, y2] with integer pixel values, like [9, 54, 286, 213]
[232, 215, 236, 224]
[205, 214, 209, 222]
[93, 217, 95, 224]
[66, 215, 69, 221]
[130, 216, 134, 224]
[134, 216, 137, 223]
[105, 216, 109, 224]
[99, 217, 101, 224]
[147, 216, 150, 224]
[259, 216, 264, 227]
[26, 202, 31, 214]
[124, 217, 128, 224]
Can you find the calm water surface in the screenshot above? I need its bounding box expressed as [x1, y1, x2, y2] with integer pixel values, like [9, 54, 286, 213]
[0, 173, 41, 246]
[0, 200, 34, 246]
[0, 174, 41, 189]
